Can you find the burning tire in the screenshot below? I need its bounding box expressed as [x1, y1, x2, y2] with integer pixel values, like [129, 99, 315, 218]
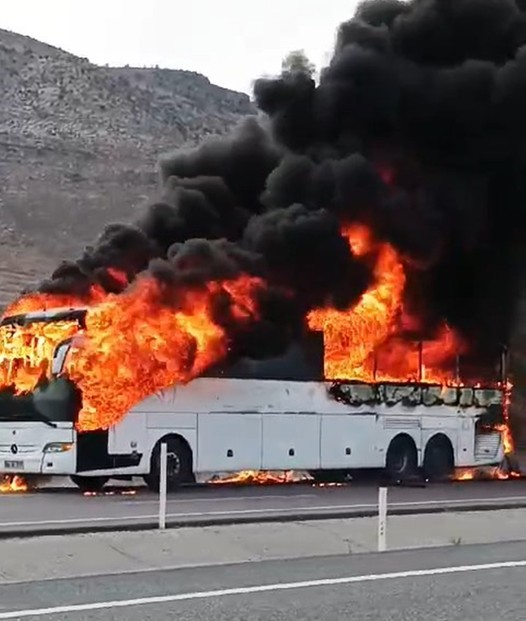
[423, 434, 454, 482]
[385, 435, 418, 481]
[70, 475, 109, 493]
[144, 435, 194, 493]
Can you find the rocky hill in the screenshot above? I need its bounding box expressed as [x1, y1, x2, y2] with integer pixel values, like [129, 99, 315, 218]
[0, 29, 254, 307]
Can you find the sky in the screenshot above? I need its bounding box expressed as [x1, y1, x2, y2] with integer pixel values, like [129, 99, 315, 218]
[1, 0, 361, 95]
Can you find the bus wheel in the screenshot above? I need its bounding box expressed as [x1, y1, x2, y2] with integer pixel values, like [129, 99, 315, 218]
[386, 435, 417, 481]
[70, 475, 109, 493]
[424, 435, 454, 482]
[144, 436, 193, 493]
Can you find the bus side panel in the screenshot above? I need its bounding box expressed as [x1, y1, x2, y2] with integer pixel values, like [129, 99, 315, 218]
[196, 413, 262, 472]
[145, 412, 197, 430]
[109, 412, 147, 455]
[320, 414, 382, 469]
[262, 414, 320, 470]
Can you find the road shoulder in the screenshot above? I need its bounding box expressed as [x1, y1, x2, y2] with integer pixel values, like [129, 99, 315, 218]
[2, 507, 526, 584]
[2, 540, 526, 616]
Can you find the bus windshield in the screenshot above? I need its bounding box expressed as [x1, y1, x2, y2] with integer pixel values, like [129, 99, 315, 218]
[0, 377, 82, 425]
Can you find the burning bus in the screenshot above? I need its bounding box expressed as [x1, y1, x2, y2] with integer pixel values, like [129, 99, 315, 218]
[0, 304, 507, 493]
[2, 0, 526, 491]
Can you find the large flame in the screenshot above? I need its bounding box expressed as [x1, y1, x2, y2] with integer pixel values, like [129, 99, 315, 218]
[308, 224, 464, 383]
[67, 274, 265, 430]
[0, 273, 266, 431]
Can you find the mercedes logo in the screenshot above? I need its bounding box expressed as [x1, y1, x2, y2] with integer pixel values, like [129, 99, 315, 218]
[10, 444, 18, 455]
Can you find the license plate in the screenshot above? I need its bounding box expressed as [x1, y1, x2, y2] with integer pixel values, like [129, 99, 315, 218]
[4, 460, 23, 469]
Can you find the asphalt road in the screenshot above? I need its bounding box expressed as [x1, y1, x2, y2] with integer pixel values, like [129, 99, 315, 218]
[0, 540, 525, 620]
[3, 479, 526, 536]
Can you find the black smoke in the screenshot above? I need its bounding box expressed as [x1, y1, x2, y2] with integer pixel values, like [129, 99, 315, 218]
[30, 0, 526, 371]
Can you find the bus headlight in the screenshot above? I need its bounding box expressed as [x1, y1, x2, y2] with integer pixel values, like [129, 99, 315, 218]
[43, 442, 73, 453]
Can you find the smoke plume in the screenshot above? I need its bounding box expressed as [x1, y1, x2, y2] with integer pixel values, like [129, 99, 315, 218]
[30, 0, 526, 371]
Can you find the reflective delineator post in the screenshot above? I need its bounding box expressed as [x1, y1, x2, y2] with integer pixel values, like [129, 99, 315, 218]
[159, 442, 168, 530]
[378, 486, 388, 552]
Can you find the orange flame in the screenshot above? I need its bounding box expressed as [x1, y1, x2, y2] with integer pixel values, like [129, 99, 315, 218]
[497, 381, 514, 454]
[0, 272, 266, 431]
[66, 275, 266, 431]
[0, 281, 108, 394]
[211, 470, 301, 485]
[0, 320, 80, 392]
[454, 469, 475, 481]
[0, 475, 28, 493]
[308, 224, 404, 380]
[454, 464, 521, 480]
[3, 284, 104, 317]
[308, 224, 463, 383]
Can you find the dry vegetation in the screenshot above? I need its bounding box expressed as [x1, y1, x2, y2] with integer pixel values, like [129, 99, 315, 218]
[0, 28, 253, 306]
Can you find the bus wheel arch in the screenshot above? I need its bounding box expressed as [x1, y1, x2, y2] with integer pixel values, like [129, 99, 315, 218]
[423, 433, 454, 481]
[144, 433, 194, 493]
[385, 434, 418, 480]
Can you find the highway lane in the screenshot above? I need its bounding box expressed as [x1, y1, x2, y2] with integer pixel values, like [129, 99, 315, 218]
[0, 541, 525, 619]
[3, 479, 526, 536]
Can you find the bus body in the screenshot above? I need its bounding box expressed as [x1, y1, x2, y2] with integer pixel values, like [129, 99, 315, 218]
[0, 310, 506, 490]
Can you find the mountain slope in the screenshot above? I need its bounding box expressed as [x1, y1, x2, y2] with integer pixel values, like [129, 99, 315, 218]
[0, 29, 254, 306]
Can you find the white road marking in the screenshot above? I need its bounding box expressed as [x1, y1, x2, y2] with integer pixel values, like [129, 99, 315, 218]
[123, 493, 316, 505]
[1, 560, 525, 618]
[0, 495, 525, 528]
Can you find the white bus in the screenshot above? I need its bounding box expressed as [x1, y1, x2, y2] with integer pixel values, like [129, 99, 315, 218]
[0, 309, 506, 492]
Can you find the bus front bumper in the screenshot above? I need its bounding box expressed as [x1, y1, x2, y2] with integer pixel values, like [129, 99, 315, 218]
[0, 422, 76, 476]
[0, 443, 76, 476]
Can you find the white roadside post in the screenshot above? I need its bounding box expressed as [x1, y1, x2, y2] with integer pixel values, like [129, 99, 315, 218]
[159, 442, 168, 530]
[378, 486, 388, 552]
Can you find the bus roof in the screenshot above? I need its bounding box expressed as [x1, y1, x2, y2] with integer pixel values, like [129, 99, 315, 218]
[0, 308, 88, 328]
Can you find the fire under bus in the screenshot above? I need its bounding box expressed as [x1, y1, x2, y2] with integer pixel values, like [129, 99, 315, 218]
[0, 308, 506, 493]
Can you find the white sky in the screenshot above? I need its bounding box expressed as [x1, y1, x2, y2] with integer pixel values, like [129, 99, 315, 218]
[1, 0, 361, 94]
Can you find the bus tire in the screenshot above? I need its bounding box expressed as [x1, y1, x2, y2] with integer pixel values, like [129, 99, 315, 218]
[423, 434, 454, 481]
[144, 435, 193, 493]
[385, 435, 418, 481]
[70, 475, 109, 493]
